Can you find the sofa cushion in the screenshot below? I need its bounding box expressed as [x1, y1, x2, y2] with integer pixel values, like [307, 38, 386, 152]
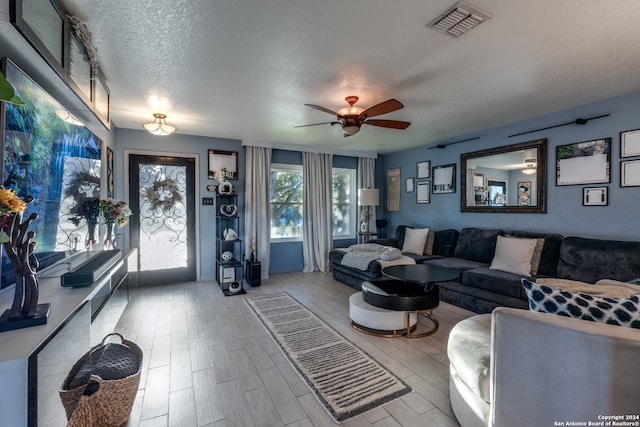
[462, 267, 529, 299]
[490, 235, 540, 276]
[453, 228, 504, 264]
[402, 228, 431, 255]
[432, 229, 459, 257]
[522, 279, 640, 328]
[424, 257, 488, 276]
[557, 236, 640, 283]
[447, 313, 492, 403]
[508, 230, 563, 277]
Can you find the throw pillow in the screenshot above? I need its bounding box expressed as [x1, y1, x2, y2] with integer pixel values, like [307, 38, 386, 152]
[522, 279, 640, 329]
[402, 228, 430, 255]
[423, 228, 436, 256]
[529, 238, 545, 276]
[490, 236, 539, 276]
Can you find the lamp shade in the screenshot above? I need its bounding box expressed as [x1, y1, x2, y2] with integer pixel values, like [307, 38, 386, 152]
[358, 188, 379, 206]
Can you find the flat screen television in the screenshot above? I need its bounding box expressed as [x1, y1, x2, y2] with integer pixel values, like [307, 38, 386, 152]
[1, 57, 102, 289]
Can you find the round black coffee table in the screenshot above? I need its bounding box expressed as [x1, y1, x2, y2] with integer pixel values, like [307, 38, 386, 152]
[382, 264, 460, 291]
[361, 264, 459, 338]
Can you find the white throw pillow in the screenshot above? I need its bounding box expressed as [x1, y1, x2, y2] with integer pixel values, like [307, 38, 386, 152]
[402, 228, 430, 255]
[490, 235, 539, 276]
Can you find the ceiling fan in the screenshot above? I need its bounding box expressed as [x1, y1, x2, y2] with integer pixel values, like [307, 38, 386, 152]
[295, 96, 411, 137]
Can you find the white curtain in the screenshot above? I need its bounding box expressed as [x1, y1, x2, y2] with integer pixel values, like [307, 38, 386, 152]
[244, 146, 272, 279]
[302, 152, 333, 273]
[358, 157, 376, 232]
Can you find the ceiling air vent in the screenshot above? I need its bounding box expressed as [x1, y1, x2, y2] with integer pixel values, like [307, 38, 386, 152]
[428, 2, 491, 38]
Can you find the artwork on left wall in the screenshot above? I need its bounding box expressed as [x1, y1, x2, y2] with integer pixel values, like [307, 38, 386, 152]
[1, 58, 102, 288]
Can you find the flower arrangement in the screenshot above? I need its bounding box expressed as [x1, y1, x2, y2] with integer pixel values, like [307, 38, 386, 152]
[99, 198, 132, 227]
[0, 187, 27, 243]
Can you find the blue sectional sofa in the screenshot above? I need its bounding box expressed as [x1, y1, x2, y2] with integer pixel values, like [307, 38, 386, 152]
[329, 226, 640, 313]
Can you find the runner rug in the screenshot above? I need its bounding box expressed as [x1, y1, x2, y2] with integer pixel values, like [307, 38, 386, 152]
[245, 292, 411, 423]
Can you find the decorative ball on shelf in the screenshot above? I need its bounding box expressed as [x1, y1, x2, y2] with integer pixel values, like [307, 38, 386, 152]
[221, 251, 234, 262]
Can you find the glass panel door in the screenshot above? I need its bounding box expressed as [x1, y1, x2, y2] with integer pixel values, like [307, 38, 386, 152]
[129, 154, 196, 285]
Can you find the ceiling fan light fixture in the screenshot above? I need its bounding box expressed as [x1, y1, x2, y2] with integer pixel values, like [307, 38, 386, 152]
[337, 105, 365, 117]
[342, 124, 361, 136]
[522, 159, 537, 175]
[143, 113, 176, 136]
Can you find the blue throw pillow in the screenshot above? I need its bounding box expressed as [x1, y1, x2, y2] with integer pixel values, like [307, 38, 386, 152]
[522, 279, 640, 329]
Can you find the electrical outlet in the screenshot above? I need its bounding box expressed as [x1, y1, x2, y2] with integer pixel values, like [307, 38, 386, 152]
[202, 197, 214, 206]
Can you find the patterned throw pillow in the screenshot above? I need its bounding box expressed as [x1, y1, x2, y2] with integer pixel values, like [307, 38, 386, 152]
[522, 279, 640, 329]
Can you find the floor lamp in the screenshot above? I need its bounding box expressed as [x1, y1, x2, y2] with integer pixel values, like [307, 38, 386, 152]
[358, 188, 379, 233]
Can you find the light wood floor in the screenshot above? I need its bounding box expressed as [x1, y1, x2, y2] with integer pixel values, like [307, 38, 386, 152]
[117, 272, 475, 427]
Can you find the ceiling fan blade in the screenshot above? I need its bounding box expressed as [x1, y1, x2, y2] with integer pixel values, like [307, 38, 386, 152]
[294, 121, 337, 128]
[360, 99, 404, 119]
[364, 119, 411, 129]
[304, 104, 338, 116]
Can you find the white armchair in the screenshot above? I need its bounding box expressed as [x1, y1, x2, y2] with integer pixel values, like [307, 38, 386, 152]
[448, 307, 640, 427]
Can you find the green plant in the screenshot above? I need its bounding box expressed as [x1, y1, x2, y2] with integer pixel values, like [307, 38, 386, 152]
[0, 71, 24, 105]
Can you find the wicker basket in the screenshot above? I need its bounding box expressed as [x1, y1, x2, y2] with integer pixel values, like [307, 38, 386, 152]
[59, 333, 143, 427]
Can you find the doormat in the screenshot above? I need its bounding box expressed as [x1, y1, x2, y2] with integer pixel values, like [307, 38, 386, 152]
[245, 292, 411, 423]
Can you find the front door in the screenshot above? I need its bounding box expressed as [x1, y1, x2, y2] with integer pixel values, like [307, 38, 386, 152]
[129, 154, 196, 285]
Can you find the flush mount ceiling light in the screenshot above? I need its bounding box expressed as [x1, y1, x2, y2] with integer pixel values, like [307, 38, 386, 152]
[428, 1, 491, 38]
[143, 113, 176, 136]
[54, 109, 84, 126]
[522, 158, 537, 175]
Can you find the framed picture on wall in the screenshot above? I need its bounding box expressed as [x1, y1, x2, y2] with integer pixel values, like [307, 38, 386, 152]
[583, 186, 608, 206]
[417, 180, 430, 203]
[621, 159, 640, 187]
[386, 168, 401, 211]
[106, 147, 114, 198]
[417, 161, 430, 179]
[621, 129, 640, 158]
[208, 150, 238, 180]
[432, 164, 456, 194]
[405, 178, 414, 193]
[556, 138, 611, 185]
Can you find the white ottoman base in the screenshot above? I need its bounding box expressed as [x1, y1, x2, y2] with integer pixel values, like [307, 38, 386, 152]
[349, 292, 418, 337]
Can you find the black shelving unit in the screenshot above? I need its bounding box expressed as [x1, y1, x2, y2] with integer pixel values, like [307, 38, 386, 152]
[215, 193, 245, 295]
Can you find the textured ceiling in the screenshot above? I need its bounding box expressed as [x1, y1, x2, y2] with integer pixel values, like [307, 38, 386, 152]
[58, 0, 640, 154]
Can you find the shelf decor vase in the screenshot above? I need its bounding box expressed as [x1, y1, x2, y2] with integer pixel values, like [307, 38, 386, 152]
[104, 222, 116, 250]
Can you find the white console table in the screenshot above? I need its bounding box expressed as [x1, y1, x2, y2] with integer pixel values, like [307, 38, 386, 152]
[0, 248, 137, 427]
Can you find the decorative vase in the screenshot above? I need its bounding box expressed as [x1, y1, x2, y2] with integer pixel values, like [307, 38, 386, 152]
[104, 222, 116, 250]
[86, 220, 99, 248]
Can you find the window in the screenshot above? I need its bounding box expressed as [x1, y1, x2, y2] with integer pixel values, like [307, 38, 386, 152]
[269, 164, 356, 240]
[332, 168, 356, 239]
[270, 164, 303, 240]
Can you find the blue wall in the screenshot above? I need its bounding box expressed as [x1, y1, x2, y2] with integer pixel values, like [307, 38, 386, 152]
[379, 90, 640, 241]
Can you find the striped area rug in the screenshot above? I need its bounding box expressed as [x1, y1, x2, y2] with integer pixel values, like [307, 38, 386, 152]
[245, 292, 411, 423]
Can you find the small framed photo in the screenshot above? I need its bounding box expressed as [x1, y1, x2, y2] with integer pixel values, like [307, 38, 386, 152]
[405, 177, 414, 193]
[583, 186, 608, 206]
[417, 161, 430, 179]
[621, 159, 640, 187]
[208, 150, 238, 180]
[621, 129, 640, 158]
[417, 180, 430, 203]
[432, 163, 456, 194]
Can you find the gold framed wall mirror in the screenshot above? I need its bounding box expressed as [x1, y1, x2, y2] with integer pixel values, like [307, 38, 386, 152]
[460, 139, 547, 213]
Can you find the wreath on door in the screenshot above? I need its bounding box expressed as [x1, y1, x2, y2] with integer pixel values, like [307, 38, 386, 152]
[144, 178, 183, 212]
